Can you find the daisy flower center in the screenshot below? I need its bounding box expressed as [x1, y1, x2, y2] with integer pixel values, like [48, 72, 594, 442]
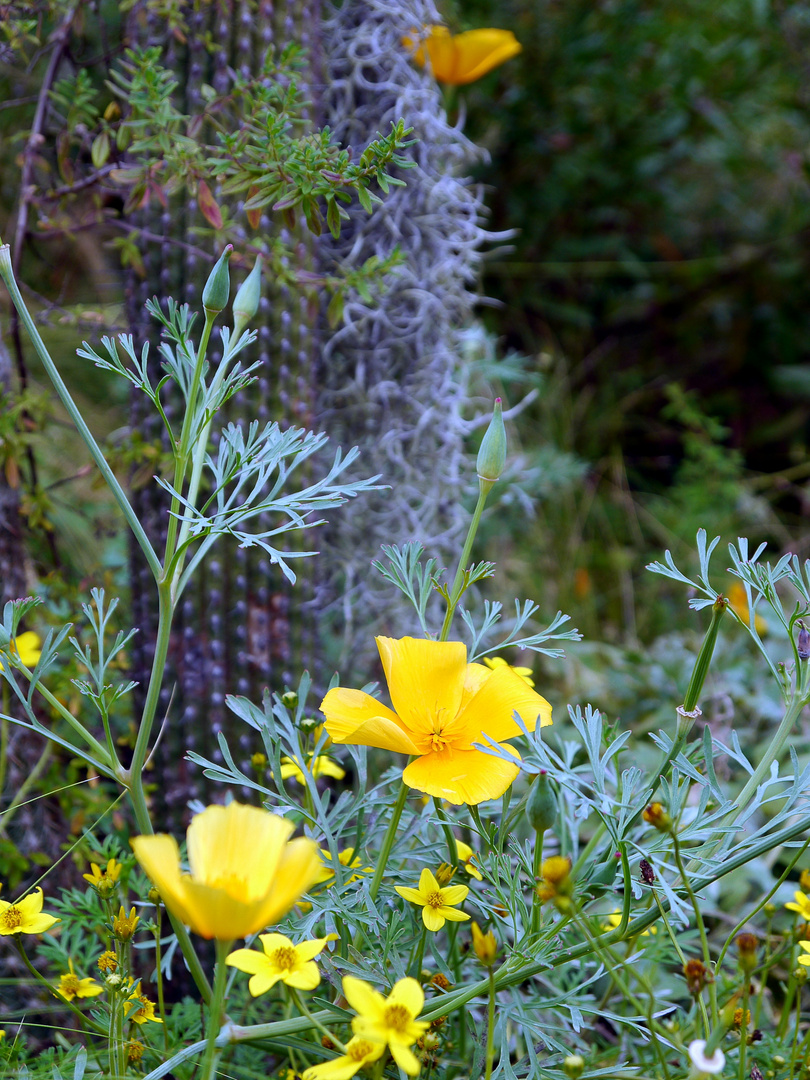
[0, 907, 22, 931]
[349, 1040, 376, 1061]
[383, 1003, 411, 1032]
[426, 891, 445, 910]
[61, 974, 81, 995]
[271, 946, 297, 970]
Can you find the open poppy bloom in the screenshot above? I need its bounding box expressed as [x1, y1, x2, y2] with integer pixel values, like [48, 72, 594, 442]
[404, 26, 522, 86]
[131, 802, 322, 940]
[320, 637, 551, 805]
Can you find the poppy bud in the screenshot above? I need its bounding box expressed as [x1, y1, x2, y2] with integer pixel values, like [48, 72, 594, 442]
[202, 245, 233, 316]
[799, 621, 810, 661]
[526, 770, 557, 833]
[232, 254, 262, 340]
[476, 398, 506, 495]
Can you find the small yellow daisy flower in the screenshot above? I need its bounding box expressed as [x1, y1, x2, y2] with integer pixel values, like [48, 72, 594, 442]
[56, 959, 104, 1002]
[395, 868, 470, 932]
[226, 933, 334, 996]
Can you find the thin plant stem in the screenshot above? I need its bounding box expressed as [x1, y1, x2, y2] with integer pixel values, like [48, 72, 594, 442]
[738, 977, 750, 1080]
[433, 797, 458, 866]
[288, 987, 347, 1054]
[530, 829, 544, 936]
[0, 244, 161, 580]
[368, 778, 410, 903]
[672, 833, 717, 1025]
[14, 938, 106, 1037]
[153, 905, 170, 1055]
[410, 922, 428, 980]
[0, 742, 50, 833]
[483, 967, 496, 1080]
[439, 486, 488, 642]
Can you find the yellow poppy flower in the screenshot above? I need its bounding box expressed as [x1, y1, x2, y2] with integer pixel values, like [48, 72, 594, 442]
[404, 25, 522, 86]
[302, 1036, 386, 1080]
[314, 847, 373, 886]
[279, 755, 346, 785]
[131, 802, 322, 940]
[56, 958, 104, 1001]
[785, 891, 810, 921]
[727, 583, 767, 635]
[344, 975, 428, 1076]
[395, 867, 470, 932]
[0, 887, 59, 935]
[320, 637, 552, 805]
[0, 631, 42, 672]
[226, 933, 333, 995]
[482, 655, 535, 687]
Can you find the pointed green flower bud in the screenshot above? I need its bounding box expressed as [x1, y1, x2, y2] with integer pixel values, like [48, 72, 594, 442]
[232, 255, 262, 340]
[526, 769, 557, 834]
[477, 398, 506, 496]
[202, 244, 233, 317]
[682, 594, 727, 712]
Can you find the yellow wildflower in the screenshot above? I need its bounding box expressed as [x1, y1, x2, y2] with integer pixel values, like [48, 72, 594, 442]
[56, 958, 103, 1002]
[343, 975, 428, 1076]
[403, 26, 522, 86]
[131, 802, 322, 940]
[800, 870, 810, 893]
[321, 637, 551, 805]
[126, 984, 163, 1025]
[482, 655, 535, 687]
[0, 887, 59, 935]
[395, 867, 470, 932]
[302, 1036, 385, 1080]
[126, 1041, 144, 1063]
[603, 910, 656, 937]
[98, 950, 118, 974]
[112, 906, 139, 941]
[786, 891, 810, 920]
[0, 631, 42, 672]
[83, 857, 122, 897]
[314, 847, 373, 886]
[471, 922, 497, 966]
[226, 933, 334, 995]
[536, 855, 573, 907]
[798, 941, 810, 967]
[455, 839, 483, 881]
[279, 755, 346, 785]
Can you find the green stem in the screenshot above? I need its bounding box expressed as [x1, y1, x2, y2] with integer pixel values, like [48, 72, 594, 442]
[433, 797, 458, 867]
[722, 692, 805, 835]
[368, 778, 410, 903]
[1, 742, 51, 835]
[483, 967, 496, 1080]
[672, 833, 717, 1025]
[288, 987, 347, 1054]
[200, 938, 232, 1080]
[0, 244, 161, 581]
[530, 829, 544, 936]
[738, 977, 750, 1080]
[162, 312, 215, 570]
[15, 937, 106, 1036]
[410, 922, 428, 980]
[439, 486, 488, 642]
[128, 582, 172, 786]
[153, 904, 170, 1055]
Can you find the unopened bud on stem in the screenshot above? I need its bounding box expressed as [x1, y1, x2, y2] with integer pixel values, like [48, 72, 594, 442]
[202, 244, 233, 317]
[232, 255, 262, 340]
[477, 398, 506, 496]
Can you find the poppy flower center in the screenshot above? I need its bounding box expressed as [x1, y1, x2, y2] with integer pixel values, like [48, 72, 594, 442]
[383, 1003, 411, 1032]
[271, 946, 297, 970]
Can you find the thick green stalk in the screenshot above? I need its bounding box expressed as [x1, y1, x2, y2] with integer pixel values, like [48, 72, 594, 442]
[0, 243, 161, 581]
[128, 581, 173, 783]
[200, 939, 233, 1080]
